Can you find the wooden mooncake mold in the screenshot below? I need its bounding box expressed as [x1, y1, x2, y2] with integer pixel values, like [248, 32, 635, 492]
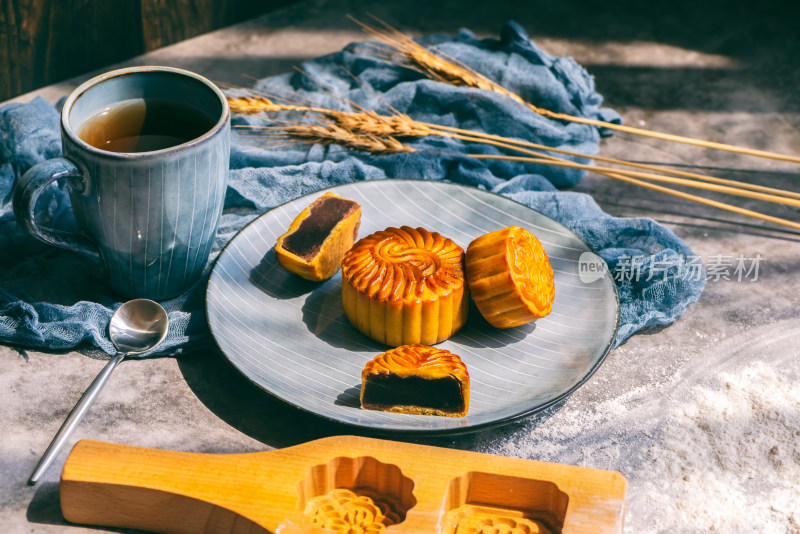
[341, 226, 468, 346]
[361, 344, 470, 417]
[60, 435, 627, 533]
[465, 226, 554, 329]
[275, 192, 361, 281]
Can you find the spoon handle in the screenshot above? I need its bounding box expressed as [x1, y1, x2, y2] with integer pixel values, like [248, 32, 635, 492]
[28, 353, 126, 485]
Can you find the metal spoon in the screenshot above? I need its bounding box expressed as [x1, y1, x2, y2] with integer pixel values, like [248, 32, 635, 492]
[28, 299, 168, 485]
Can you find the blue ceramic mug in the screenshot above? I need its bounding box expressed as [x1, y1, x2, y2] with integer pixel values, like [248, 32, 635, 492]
[13, 66, 230, 300]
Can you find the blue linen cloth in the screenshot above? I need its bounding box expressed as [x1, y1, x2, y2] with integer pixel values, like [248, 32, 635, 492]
[0, 22, 704, 357]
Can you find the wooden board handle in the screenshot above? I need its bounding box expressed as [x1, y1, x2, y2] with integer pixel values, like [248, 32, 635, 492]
[60, 440, 293, 533]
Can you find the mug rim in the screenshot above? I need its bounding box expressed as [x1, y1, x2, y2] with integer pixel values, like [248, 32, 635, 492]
[61, 65, 229, 159]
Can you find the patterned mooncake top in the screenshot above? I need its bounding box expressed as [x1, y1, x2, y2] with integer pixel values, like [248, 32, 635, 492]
[362, 344, 468, 380]
[305, 488, 399, 533]
[505, 226, 554, 316]
[341, 226, 465, 303]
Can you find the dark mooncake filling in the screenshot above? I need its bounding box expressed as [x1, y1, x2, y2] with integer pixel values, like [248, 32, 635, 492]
[281, 196, 359, 261]
[361, 374, 466, 414]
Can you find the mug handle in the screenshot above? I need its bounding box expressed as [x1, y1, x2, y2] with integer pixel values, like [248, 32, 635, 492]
[13, 157, 101, 264]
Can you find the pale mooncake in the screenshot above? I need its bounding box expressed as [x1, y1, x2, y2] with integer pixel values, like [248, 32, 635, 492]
[465, 226, 554, 328]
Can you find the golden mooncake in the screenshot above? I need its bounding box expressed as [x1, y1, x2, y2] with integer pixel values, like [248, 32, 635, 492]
[465, 226, 554, 329]
[275, 192, 361, 281]
[361, 344, 470, 417]
[341, 226, 468, 346]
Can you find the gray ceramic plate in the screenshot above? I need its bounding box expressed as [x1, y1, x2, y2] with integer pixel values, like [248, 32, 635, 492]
[206, 180, 619, 434]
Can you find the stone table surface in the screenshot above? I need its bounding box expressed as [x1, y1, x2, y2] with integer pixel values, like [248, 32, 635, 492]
[2, 1, 799, 532]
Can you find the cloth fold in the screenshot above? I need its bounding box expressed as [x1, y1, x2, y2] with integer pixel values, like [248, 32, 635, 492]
[0, 22, 704, 357]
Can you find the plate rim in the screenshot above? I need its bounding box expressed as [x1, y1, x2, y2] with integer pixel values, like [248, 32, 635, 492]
[205, 179, 621, 436]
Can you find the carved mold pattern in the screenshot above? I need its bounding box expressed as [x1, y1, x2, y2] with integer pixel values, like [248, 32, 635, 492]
[451, 512, 553, 534]
[304, 488, 401, 533]
[441, 472, 567, 533]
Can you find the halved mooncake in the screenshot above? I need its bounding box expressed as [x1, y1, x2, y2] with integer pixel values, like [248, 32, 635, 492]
[361, 344, 470, 417]
[275, 192, 361, 281]
[465, 226, 554, 329]
[341, 226, 468, 346]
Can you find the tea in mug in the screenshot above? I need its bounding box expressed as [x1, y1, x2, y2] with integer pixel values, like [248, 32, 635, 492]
[78, 98, 215, 153]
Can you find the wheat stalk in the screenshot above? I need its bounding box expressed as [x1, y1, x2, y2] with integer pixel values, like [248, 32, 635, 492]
[230, 94, 800, 201]
[229, 93, 800, 230]
[227, 95, 321, 115]
[353, 17, 800, 166]
[242, 119, 414, 155]
[350, 17, 525, 105]
[284, 124, 414, 154]
[461, 135, 800, 208]
[430, 124, 800, 200]
[229, 95, 431, 135]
